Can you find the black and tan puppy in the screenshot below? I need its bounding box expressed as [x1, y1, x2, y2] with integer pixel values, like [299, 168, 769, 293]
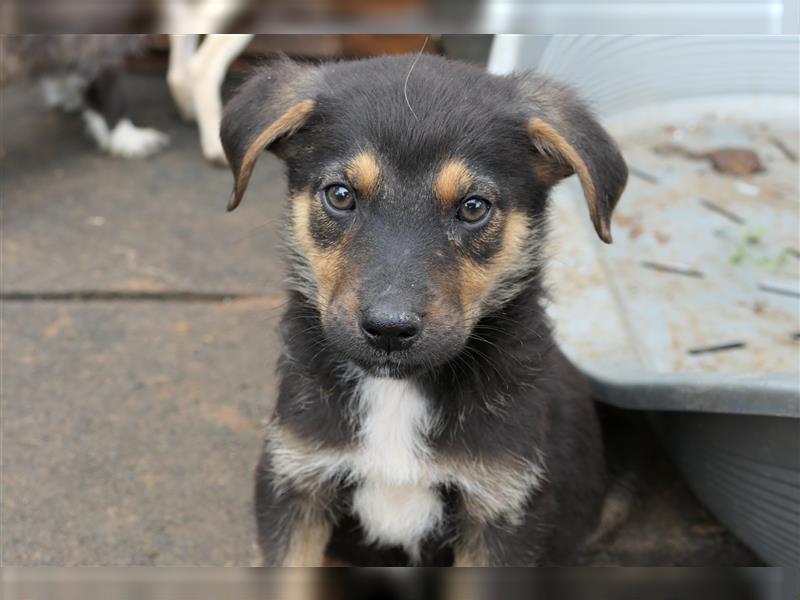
[221, 54, 627, 566]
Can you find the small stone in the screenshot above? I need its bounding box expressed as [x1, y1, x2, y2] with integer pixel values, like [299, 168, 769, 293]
[707, 148, 764, 176]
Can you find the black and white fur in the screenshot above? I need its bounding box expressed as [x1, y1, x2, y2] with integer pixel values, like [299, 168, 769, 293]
[2, 35, 168, 158]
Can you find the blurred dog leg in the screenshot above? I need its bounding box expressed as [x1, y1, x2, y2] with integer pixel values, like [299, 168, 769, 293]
[161, 0, 251, 164]
[188, 34, 253, 164]
[191, 0, 250, 32]
[167, 34, 200, 120]
[83, 65, 169, 158]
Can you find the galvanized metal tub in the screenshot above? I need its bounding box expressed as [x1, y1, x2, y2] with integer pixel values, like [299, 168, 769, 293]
[490, 35, 800, 565]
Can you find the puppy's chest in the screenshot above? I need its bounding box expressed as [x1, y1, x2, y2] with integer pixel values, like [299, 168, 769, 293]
[275, 375, 545, 555]
[346, 378, 445, 553]
[352, 377, 439, 483]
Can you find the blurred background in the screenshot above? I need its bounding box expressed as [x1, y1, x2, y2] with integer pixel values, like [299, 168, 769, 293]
[1, 20, 798, 592]
[2, 0, 799, 33]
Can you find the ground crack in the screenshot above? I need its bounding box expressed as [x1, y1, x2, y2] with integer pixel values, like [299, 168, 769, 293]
[1, 291, 265, 303]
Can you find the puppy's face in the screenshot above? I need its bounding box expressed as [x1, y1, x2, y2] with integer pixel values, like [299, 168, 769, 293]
[222, 56, 627, 377]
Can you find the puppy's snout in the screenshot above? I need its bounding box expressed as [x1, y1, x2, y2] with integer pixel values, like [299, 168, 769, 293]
[359, 305, 423, 353]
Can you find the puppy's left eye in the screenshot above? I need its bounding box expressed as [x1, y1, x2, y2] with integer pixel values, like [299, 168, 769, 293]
[456, 196, 492, 225]
[323, 184, 356, 212]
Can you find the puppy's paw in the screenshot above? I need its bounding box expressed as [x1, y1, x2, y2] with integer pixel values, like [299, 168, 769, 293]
[108, 120, 170, 159]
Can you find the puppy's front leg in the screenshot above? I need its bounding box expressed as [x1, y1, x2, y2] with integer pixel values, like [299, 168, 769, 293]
[454, 520, 552, 567]
[453, 490, 557, 567]
[254, 448, 332, 566]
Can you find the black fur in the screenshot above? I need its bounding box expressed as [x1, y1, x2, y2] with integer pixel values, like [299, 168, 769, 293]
[222, 54, 628, 566]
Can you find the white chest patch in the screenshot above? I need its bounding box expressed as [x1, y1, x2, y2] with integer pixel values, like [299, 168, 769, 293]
[268, 374, 548, 561]
[350, 377, 443, 559]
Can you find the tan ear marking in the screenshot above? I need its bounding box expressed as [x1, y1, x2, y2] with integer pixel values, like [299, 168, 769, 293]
[527, 117, 612, 243]
[345, 152, 381, 199]
[434, 159, 474, 208]
[227, 99, 315, 212]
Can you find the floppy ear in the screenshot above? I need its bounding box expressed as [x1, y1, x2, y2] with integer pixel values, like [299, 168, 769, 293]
[221, 60, 319, 211]
[517, 74, 628, 243]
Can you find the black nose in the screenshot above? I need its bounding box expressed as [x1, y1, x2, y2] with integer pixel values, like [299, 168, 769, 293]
[359, 306, 423, 353]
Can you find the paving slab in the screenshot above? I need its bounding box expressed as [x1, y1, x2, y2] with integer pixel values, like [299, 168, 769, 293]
[2, 299, 283, 565]
[2, 74, 287, 295]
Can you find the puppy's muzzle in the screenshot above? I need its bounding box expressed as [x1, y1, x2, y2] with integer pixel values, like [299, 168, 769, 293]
[359, 305, 424, 353]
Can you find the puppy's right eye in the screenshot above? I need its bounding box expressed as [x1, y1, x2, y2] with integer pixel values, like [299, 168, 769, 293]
[322, 184, 356, 212]
[456, 196, 492, 225]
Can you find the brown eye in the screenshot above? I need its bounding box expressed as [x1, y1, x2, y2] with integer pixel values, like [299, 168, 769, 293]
[323, 184, 355, 211]
[457, 196, 491, 224]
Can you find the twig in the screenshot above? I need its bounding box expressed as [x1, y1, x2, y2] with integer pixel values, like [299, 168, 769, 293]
[698, 198, 744, 225]
[770, 136, 798, 162]
[641, 261, 704, 278]
[759, 280, 800, 298]
[688, 341, 746, 355]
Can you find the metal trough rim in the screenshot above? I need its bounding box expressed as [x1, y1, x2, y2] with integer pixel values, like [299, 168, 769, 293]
[586, 369, 800, 418]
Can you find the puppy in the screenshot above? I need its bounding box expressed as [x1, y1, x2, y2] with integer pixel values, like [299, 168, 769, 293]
[221, 54, 628, 566]
[2, 35, 169, 158]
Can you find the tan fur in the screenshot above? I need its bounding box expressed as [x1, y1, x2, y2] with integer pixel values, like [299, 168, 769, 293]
[266, 424, 335, 566]
[452, 523, 490, 567]
[424, 276, 456, 326]
[290, 192, 349, 313]
[527, 117, 612, 243]
[583, 488, 632, 549]
[434, 159, 474, 208]
[346, 151, 381, 199]
[281, 511, 332, 566]
[459, 211, 533, 322]
[531, 158, 574, 186]
[228, 99, 315, 211]
[268, 422, 346, 494]
[338, 285, 360, 316]
[442, 454, 545, 525]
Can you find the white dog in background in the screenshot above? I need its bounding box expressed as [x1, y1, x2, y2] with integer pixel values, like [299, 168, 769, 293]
[161, 0, 253, 164]
[166, 34, 252, 164]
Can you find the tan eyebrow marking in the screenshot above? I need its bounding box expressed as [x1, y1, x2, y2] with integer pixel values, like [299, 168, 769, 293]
[434, 159, 475, 208]
[345, 151, 381, 199]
